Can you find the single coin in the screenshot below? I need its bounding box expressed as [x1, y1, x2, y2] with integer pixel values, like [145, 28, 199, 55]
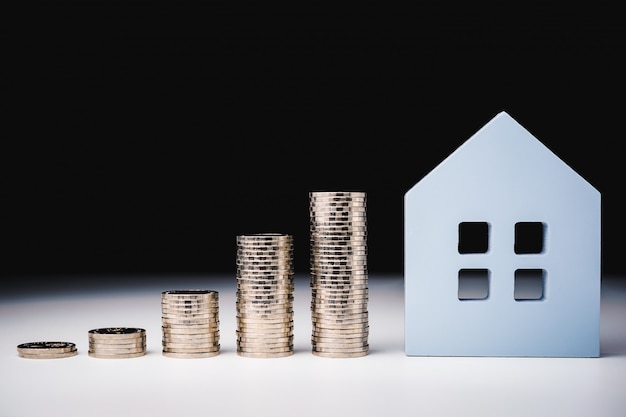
[17, 341, 76, 354]
[162, 326, 220, 334]
[162, 289, 219, 298]
[88, 351, 147, 359]
[162, 341, 220, 349]
[311, 280, 369, 288]
[309, 192, 366, 199]
[238, 344, 293, 352]
[18, 351, 78, 359]
[88, 328, 146, 339]
[162, 318, 219, 325]
[161, 300, 218, 307]
[89, 346, 146, 355]
[311, 340, 369, 349]
[236, 337, 293, 345]
[311, 350, 368, 358]
[237, 351, 293, 358]
[312, 321, 369, 329]
[161, 297, 218, 304]
[312, 325, 369, 334]
[89, 340, 146, 348]
[161, 336, 220, 346]
[237, 324, 294, 333]
[163, 346, 220, 354]
[312, 344, 369, 353]
[311, 306, 369, 315]
[161, 313, 218, 321]
[162, 351, 219, 359]
[311, 295, 368, 303]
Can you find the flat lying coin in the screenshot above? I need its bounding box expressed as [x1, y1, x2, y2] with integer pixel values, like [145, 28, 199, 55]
[17, 341, 78, 359]
[17, 341, 76, 354]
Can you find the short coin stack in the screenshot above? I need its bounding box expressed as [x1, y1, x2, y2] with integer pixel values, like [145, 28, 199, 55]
[236, 233, 295, 358]
[17, 341, 77, 359]
[309, 191, 369, 358]
[88, 327, 147, 359]
[161, 289, 220, 358]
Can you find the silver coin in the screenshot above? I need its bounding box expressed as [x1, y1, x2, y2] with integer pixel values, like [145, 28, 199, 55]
[162, 351, 219, 359]
[88, 351, 146, 359]
[237, 351, 293, 358]
[312, 321, 369, 329]
[238, 345, 293, 352]
[89, 342, 146, 350]
[236, 311, 293, 319]
[19, 350, 78, 359]
[312, 327, 369, 336]
[311, 350, 368, 358]
[89, 346, 146, 354]
[237, 322, 294, 330]
[162, 341, 220, 349]
[88, 328, 146, 339]
[17, 341, 76, 354]
[163, 337, 220, 345]
[162, 289, 219, 297]
[162, 326, 220, 334]
[311, 301, 369, 310]
[162, 345, 220, 353]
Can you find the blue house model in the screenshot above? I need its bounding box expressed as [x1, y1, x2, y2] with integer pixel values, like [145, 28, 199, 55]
[404, 111, 601, 357]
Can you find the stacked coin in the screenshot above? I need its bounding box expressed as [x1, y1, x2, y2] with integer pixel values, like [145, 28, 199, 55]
[161, 289, 220, 358]
[17, 341, 77, 359]
[236, 233, 295, 358]
[309, 191, 369, 358]
[88, 327, 147, 359]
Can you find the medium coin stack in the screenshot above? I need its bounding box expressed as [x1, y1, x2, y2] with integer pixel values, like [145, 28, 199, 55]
[236, 233, 295, 358]
[309, 191, 369, 358]
[161, 289, 220, 358]
[17, 341, 77, 359]
[88, 327, 147, 359]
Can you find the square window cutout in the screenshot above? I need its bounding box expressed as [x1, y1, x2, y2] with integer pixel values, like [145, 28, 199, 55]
[515, 222, 545, 254]
[458, 222, 489, 254]
[458, 269, 489, 300]
[514, 269, 545, 301]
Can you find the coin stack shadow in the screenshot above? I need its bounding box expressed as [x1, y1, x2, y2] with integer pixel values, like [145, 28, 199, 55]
[161, 290, 220, 358]
[309, 191, 369, 358]
[88, 327, 147, 359]
[236, 233, 295, 358]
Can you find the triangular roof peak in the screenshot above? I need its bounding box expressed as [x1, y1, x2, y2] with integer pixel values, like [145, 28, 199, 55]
[409, 110, 597, 196]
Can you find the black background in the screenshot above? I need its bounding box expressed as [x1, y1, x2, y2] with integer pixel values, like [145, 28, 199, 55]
[5, 6, 625, 288]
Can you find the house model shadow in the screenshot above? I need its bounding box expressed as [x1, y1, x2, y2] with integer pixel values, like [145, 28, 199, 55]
[404, 111, 601, 357]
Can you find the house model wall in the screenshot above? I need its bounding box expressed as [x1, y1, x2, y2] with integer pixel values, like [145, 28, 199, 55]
[404, 111, 601, 357]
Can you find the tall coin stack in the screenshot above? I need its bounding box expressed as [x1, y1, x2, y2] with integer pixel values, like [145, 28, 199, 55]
[309, 191, 369, 358]
[161, 290, 220, 358]
[236, 233, 295, 358]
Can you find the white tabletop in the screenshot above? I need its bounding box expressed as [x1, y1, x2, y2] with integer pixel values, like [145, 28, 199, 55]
[2, 274, 625, 417]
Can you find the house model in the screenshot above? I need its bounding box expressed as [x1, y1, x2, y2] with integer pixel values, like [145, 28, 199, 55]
[404, 111, 601, 357]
